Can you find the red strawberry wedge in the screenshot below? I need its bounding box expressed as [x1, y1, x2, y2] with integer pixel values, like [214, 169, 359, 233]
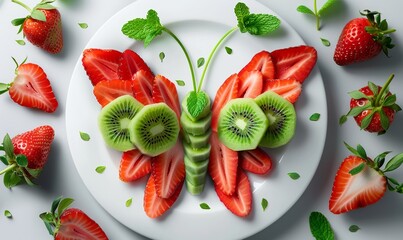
[144, 175, 183, 218]
[263, 78, 302, 104]
[1, 62, 58, 113]
[209, 132, 238, 196]
[152, 140, 185, 198]
[215, 170, 252, 217]
[271, 45, 317, 83]
[132, 69, 155, 105]
[82, 48, 122, 86]
[119, 149, 152, 182]
[238, 70, 263, 98]
[329, 156, 386, 214]
[211, 74, 239, 132]
[238, 50, 275, 80]
[118, 49, 153, 80]
[93, 79, 133, 107]
[152, 75, 181, 120]
[239, 148, 272, 175]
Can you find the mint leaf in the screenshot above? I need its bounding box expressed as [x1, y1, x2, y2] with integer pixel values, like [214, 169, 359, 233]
[349, 225, 360, 233]
[200, 203, 210, 210]
[309, 211, 334, 240]
[288, 172, 300, 180]
[126, 198, 133, 207]
[225, 46, 233, 54]
[318, 0, 337, 15]
[4, 210, 12, 218]
[320, 38, 331, 47]
[297, 5, 315, 16]
[78, 22, 88, 29]
[349, 163, 366, 175]
[261, 198, 268, 211]
[176, 80, 185, 86]
[310, 113, 320, 121]
[159, 52, 165, 62]
[187, 91, 208, 119]
[79, 131, 90, 141]
[234, 2, 250, 32]
[96, 166, 106, 174]
[197, 57, 205, 68]
[243, 14, 280, 35]
[16, 39, 26, 46]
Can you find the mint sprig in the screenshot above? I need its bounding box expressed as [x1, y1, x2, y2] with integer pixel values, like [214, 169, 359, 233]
[309, 211, 335, 240]
[297, 0, 337, 31]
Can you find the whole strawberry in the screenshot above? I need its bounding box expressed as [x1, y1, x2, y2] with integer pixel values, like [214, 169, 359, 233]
[0, 125, 54, 188]
[40, 197, 109, 240]
[340, 74, 401, 134]
[0, 57, 58, 113]
[333, 10, 395, 66]
[329, 143, 403, 214]
[11, 0, 63, 54]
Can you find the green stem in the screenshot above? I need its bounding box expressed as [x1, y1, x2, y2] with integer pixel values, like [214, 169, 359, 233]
[0, 163, 17, 175]
[163, 27, 197, 92]
[314, 0, 320, 31]
[198, 26, 238, 92]
[12, 0, 32, 12]
[375, 73, 394, 106]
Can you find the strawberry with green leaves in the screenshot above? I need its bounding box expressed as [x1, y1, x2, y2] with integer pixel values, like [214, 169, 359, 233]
[329, 143, 403, 214]
[333, 10, 396, 66]
[11, 0, 63, 54]
[340, 74, 401, 134]
[0, 125, 54, 188]
[40, 197, 108, 239]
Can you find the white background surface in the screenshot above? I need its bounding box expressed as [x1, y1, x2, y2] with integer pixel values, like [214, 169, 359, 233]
[0, 0, 402, 239]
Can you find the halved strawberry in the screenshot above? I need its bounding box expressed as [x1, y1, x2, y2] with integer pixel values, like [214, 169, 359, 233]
[93, 79, 133, 107]
[215, 170, 252, 217]
[119, 149, 152, 182]
[209, 132, 238, 196]
[238, 50, 275, 80]
[152, 140, 185, 198]
[2, 62, 58, 113]
[239, 148, 272, 175]
[238, 70, 263, 98]
[144, 175, 183, 218]
[132, 69, 154, 105]
[118, 49, 152, 80]
[271, 45, 317, 83]
[263, 78, 302, 104]
[82, 48, 122, 86]
[211, 74, 239, 132]
[152, 75, 181, 120]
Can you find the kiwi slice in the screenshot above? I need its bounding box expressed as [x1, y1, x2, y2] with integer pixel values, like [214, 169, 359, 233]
[183, 142, 211, 162]
[254, 91, 296, 148]
[98, 95, 143, 152]
[129, 103, 179, 157]
[185, 179, 205, 195]
[181, 91, 211, 122]
[184, 155, 209, 175]
[182, 129, 211, 149]
[180, 112, 211, 136]
[218, 98, 268, 151]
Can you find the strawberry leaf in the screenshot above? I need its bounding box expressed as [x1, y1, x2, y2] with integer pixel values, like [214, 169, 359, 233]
[57, 198, 74, 217]
[51, 196, 63, 214]
[360, 111, 375, 130]
[309, 211, 334, 240]
[368, 82, 379, 95]
[11, 18, 26, 26]
[296, 5, 315, 16]
[379, 110, 390, 131]
[318, 0, 337, 15]
[16, 154, 28, 167]
[339, 115, 348, 125]
[356, 144, 368, 159]
[344, 142, 359, 156]
[349, 162, 366, 175]
[4, 171, 22, 189]
[383, 95, 397, 106]
[31, 9, 46, 21]
[346, 103, 371, 117]
[187, 91, 208, 119]
[0, 156, 9, 165]
[384, 153, 403, 172]
[374, 151, 391, 169]
[26, 168, 41, 178]
[348, 90, 370, 100]
[39, 212, 55, 236]
[2, 134, 14, 159]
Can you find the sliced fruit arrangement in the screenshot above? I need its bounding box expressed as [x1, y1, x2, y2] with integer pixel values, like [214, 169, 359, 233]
[11, 0, 64, 54]
[329, 143, 403, 214]
[40, 196, 108, 239]
[340, 74, 401, 134]
[333, 10, 396, 66]
[0, 58, 58, 113]
[0, 125, 54, 188]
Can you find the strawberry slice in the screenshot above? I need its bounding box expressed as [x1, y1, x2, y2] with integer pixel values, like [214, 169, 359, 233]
[329, 156, 386, 214]
[215, 170, 252, 217]
[209, 132, 238, 196]
[55, 208, 108, 240]
[93, 79, 133, 107]
[211, 74, 239, 132]
[118, 49, 152, 80]
[238, 50, 275, 80]
[239, 148, 273, 175]
[132, 69, 154, 105]
[262, 78, 302, 104]
[144, 175, 183, 218]
[152, 75, 181, 120]
[271, 45, 317, 83]
[152, 140, 185, 198]
[238, 70, 263, 98]
[7, 63, 58, 113]
[119, 149, 152, 182]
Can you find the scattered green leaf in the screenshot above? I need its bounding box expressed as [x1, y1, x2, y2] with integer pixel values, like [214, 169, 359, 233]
[176, 80, 185, 86]
[225, 46, 233, 54]
[200, 203, 210, 210]
[159, 52, 165, 62]
[96, 166, 106, 174]
[320, 38, 331, 47]
[4, 210, 12, 218]
[197, 57, 205, 68]
[288, 172, 300, 180]
[261, 198, 268, 211]
[16, 39, 26, 45]
[126, 198, 133, 207]
[309, 211, 335, 240]
[79, 131, 90, 141]
[78, 22, 88, 29]
[349, 225, 360, 233]
[310, 113, 321, 121]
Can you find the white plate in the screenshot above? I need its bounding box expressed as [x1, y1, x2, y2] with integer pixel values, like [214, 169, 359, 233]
[66, 0, 327, 239]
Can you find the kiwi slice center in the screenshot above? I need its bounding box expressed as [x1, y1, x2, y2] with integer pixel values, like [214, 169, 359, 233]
[235, 118, 248, 130]
[150, 124, 165, 136]
[120, 118, 132, 129]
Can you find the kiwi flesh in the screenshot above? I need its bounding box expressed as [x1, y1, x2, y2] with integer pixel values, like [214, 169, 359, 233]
[254, 91, 296, 148]
[180, 112, 211, 136]
[182, 129, 211, 149]
[98, 95, 143, 151]
[183, 142, 211, 162]
[181, 91, 211, 122]
[218, 98, 268, 151]
[129, 103, 179, 157]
